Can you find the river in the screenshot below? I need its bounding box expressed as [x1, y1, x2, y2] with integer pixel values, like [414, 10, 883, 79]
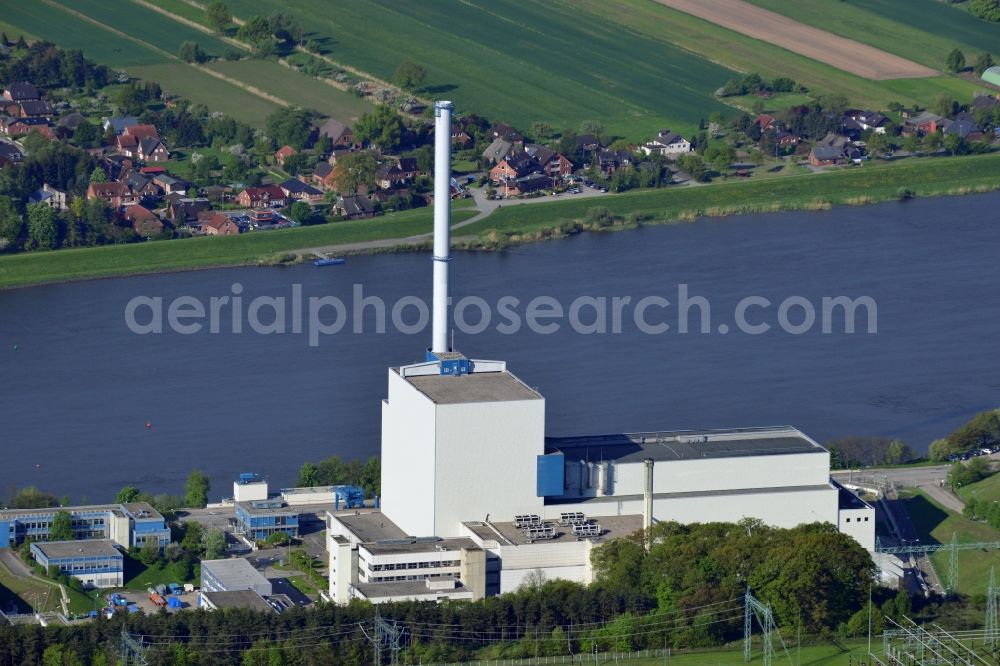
[2, 193, 999, 502]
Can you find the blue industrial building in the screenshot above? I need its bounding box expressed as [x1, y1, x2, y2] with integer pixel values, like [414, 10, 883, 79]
[234, 499, 299, 542]
[0, 502, 169, 550]
[30, 539, 124, 588]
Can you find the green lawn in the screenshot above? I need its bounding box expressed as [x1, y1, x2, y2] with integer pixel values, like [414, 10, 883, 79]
[206, 59, 374, 121]
[52, 0, 231, 57]
[746, 0, 996, 69]
[1, 1, 167, 66]
[222, 0, 736, 139]
[0, 207, 475, 289]
[0, 555, 95, 615]
[460, 152, 1000, 238]
[124, 63, 281, 127]
[958, 471, 1000, 505]
[602, 640, 869, 666]
[899, 489, 1000, 597]
[121, 553, 198, 591]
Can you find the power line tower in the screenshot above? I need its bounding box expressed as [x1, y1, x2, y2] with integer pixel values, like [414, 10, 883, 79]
[362, 613, 407, 666]
[120, 629, 150, 666]
[744, 590, 790, 666]
[987, 567, 998, 651]
[947, 532, 958, 596]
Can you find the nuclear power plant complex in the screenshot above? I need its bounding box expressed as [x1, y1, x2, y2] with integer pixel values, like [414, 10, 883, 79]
[326, 101, 876, 605]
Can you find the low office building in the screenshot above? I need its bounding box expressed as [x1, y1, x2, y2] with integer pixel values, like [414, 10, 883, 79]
[235, 499, 299, 542]
[200, 558, 272, 598]
[200, 589, 275, 613]
[30, 540, 123, 588]
[0, 502, 169, 549]
[327, 511, 485, 604]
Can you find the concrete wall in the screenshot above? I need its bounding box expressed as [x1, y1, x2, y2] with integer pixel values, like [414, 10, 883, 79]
[838, 506, 876, 551]
[380, 370, 438, 536]
[328, 538, 354, 604]
[434, 397, 545, 536]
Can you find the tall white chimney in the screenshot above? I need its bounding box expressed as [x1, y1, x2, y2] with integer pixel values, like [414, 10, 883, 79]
[643, 458, 654, 550]
[431, 100, 453, 354]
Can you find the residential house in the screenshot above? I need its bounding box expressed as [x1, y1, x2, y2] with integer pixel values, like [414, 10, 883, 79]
[279, 178, 324, 203]
[490, 122, 522, 142]
[335, 195, 374, 220]
[945, 118, 984, 142]
[201, 212, 240, 236]
[808, 146, 846, 167]
[902, 112, 945, 136]
[167, 197, 211, 226]
[376, 164, 406, 190]
[312, 162, 337, 191]
[275, 145, 297, 167]
[3, 82, 40, 102]
[397, 157, 420, 181]
[481, 137, 514, 164]
[524, 144, 573, 180]
[16, 100, 52, 119]
[450, 124, 473, 148]
[57, 112, 87, 133]
[972, 94, 999, 111]
[123, 205, 164, 236]
[102, 116, 139, 135]
[136, 136, 168, 162]
[101, 155, 135, 182]
[575, 134, 601, 152]
[593, 149, 631, 175]
[152, 174, 188, 195]
[503, 173, 550, 197]
[0, 117, 52, 138]
[87, 182, 136, 209]
[318, 118, 355, 148]
[237, 185, 287, 208]
[28, 184, 70, 211]
[775, 130, 800, 148]
[816, 133, 851, 151]
[640, 129, 691, 157]
[490, 154, 542, 196]
[140, 166, 166, 176]
[848, 110, 889, 134]
[122, 171, 160, 200]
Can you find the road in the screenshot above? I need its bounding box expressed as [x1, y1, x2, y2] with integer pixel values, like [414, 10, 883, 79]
[833, 462, 966, 513]
[299, 182, 612, 258]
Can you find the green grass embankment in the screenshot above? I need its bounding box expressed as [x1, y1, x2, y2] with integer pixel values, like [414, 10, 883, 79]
[460, 153, 1000, 244]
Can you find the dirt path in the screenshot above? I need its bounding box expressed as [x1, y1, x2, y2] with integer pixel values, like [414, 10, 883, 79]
[655, 0, 937, 80]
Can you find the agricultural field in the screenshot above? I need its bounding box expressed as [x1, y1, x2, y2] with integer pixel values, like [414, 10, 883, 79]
[143, 0, 215, 28]
[576, 0, 983, 115]
[206, 59, 374, 121]
[51, 0, 231, 58]
[2, 1, 166, 66]
[221, 0, 738, 139]
[657, 0, 936, 79]
[747, 0, 1000, 69]
[123, 63, 281, 127]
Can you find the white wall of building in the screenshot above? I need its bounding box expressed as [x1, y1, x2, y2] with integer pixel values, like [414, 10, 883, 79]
[381, 370, 438, 536]
[234, 481, 268, 503]
[838, 506, 876, 551]
[543, 485, 839, 530]
[328, 537, 354, 604]
[434, 398, 544, 536]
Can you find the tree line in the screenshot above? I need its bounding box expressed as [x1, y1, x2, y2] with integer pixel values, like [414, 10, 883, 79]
[295, 455, 380, 498]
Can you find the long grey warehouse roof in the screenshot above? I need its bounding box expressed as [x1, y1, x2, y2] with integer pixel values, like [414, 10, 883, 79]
[404, 371, 541, 404]
[201, 558, 269, 588]
[33, 539, 120, 559]
[546, 426, 823, 463]
[331, 511, 408, 542]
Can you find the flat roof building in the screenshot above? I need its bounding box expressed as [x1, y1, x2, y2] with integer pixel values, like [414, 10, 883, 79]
[200, 590, 276, 613]
[30, 539, 123, 589]
[235, 500, 298, 543]
[0, 502, 169, 550]
[200, 558, 272, 598]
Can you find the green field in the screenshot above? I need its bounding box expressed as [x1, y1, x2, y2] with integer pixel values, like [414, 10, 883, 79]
[207, 59, 374, 121]
[900, 489, 1000, 597]
[851, 0, 1000, 56]
[52, 0, 230, 58]
[143, 0, 214, 28]
[577, 0, 984, 114]
[959, 471, 1000, 505]
[583, 641, 869, 666]
[124, 63, 281, 127]
[222, 0, 736, 139]
[747, 0, 998, 69]
[2, 1, 166, 66]
[0, 558, 94, 615]
[460, 153, 1000, 237]
[0, 207, 476, 289]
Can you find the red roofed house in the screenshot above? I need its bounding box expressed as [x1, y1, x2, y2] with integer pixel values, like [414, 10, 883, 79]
[312, 163, 337, 191]
[87, 182, 136, 209]
[123, 205, 164, 236]
[236, 185, 287, 208]
[116, 124, 165, 160]
[201, 212, 240, 236]
[755, 114, 776, 132]
[275, 145, 297, 167]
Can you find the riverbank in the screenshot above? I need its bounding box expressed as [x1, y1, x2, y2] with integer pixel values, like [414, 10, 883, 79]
[1, 153, 998, 289]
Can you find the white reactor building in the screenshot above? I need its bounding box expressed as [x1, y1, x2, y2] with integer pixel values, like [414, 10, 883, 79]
[327, 101, 875, 604]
